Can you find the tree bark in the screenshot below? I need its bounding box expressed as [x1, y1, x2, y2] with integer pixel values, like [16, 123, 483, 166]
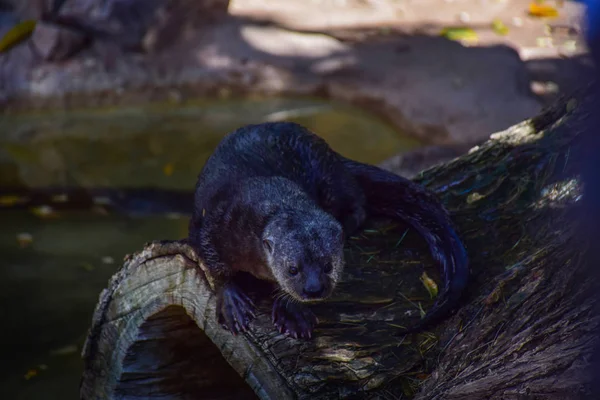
[80, 88, 597, 400]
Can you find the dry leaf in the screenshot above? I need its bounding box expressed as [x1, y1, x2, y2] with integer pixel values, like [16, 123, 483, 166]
[30, 205, 58, 219]
[528, 2, 559, 18]
[24, 369, 38, 380]
[0, 20, 37, 53]
[0, 195, 28, 206]
[163, 163, 174, 176]
[81, 263, 95, 272]
[440, 27, 478, 44]
[420, 272, 439, 298]
[492, 19, 509, 36]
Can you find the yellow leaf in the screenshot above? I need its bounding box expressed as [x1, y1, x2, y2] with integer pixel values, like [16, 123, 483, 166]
[0, 195, 28, 206]
[30, 205, 58, 219]
[440, 27, 478, 43]
[420, 272, 439, 298]
[80, 262, 95, 271]
[492, 19, 509, 36]
[163, 163, 174, 176]
[528, 3, 559, 18]
[24, 369, 38, 380]
[0, 20, 37, 53]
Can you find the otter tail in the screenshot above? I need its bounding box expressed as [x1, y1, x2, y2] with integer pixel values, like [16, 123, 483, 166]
[341, 158, 469, 332]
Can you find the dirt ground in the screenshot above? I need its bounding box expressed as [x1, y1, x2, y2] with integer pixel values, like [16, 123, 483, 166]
[0, 0, 594, 146]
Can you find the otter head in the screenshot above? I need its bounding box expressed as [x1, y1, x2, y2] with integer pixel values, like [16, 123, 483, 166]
[262, 210, 345, 302]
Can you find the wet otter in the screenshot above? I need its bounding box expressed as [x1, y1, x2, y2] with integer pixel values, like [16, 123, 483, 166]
[188, 121, 469, 339]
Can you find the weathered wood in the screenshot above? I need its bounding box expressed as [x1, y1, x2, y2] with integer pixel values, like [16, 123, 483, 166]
[81, 88, 597, 400]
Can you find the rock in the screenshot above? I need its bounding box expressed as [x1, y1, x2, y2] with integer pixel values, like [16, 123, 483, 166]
[31, 21, 88, 61]
[133, 0, 232, 53]
[10, 0, 52, 20]
[56, 0, 231, 52]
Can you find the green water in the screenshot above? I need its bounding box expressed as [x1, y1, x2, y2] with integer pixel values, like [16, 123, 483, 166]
[0, 97, 420, 189]
[0, 97, 420, 399]
[0, 211, 189, 399]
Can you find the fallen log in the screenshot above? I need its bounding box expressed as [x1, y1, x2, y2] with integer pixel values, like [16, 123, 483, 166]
[80, 87, 597, 400]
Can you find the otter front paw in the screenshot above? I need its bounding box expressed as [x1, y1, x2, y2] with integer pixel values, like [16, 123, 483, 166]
[217, 283, 256, 335]
[272, 297, 318, 339]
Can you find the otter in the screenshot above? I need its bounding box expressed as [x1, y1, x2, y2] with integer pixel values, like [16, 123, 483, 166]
[188, 121, 469, 339]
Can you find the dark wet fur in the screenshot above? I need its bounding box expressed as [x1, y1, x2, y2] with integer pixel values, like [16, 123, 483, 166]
[188, 122, 469, 338]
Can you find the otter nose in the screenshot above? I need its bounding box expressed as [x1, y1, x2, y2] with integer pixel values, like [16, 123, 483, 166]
[303, 280, 324, 299]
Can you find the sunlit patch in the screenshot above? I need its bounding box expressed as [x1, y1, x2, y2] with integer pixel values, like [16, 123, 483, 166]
[318, 348, 355, 362]
[534, 178, 582, 209]
[489, 121, 541, 144]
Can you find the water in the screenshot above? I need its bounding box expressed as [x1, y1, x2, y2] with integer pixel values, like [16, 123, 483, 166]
[0, 97, 420, 189]
[0, 97, 421, 399]
[0, 211, 189, 399]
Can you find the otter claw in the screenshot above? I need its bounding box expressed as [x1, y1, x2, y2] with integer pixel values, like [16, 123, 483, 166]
[272, 297, 318, 340]
[217, 283, 256, 334]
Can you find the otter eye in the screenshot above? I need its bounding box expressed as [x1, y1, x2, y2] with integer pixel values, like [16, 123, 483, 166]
[323, 263, 333, 274]
[288, 266, 299, 276]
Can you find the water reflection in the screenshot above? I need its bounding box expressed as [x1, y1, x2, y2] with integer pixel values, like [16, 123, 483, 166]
[0, 97, 420, 189]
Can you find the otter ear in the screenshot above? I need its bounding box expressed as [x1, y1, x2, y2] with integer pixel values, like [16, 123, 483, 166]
[263, 238, 274, 254]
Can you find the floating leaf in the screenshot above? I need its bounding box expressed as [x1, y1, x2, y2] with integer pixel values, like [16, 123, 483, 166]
[163, 163, 174, 176]
[101, 256, 114, 265]
[492, 19, 509, 36]
[30, 205, 58, 219]
[50, 344, 78, 356]
[0, 195, 28, 206]
[24, 369, 38, 380]
[0, 20, 37, 53]
[420, 272, 439, 299]
[81, 262, 95, 272]
[50, 193, 69, 203]
[92, 196, 112, 206]
[528, 2, 559, 18]
[17, 233, 33, 248]
[440, 27, 478, 43]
